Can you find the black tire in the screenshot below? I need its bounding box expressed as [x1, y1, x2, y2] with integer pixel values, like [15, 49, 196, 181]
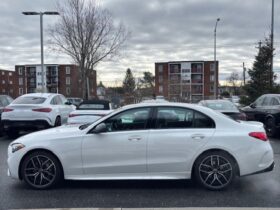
[7, 129, 19, 139]
[265, 118, 277, 138]
[21, 151, 63, 189]
[194, 151, 237, 190]
[54, 116, 61, 127]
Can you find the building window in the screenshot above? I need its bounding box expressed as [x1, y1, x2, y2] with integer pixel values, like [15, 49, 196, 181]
[158, 65, 163, 73]
[210, 63, 215, 71]
[66, 87, 71, 95]
[210, 74, 215, 82]
[19, 88, 23, 95]
[2, 80, 5, 84]
[210, 85, 214, 93]
[159, 75, 163, 83]
[19, 78, 23, 85]
[37, 72, 42, 76]
[9, 81, 13, 85]
[66, 66, 71, 74]
[18, 67, 23, 75]
[66, 77, 71, 85]
[159, 85, 163, 94]
[1, 72, 4, 76]
[9, 72, 12, 76]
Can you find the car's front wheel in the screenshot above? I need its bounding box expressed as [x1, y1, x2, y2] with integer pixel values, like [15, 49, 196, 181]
[194, 151, 237, 190]
[21, 151, 63, 189]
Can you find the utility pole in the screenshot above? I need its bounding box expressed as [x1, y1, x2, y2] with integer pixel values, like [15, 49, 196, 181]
[214, 18, 220, 99]
[270, 0, 274, 89]
[243, 62, 246, 86]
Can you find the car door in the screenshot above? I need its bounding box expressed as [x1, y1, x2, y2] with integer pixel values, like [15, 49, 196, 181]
[147, 106, 215, 177]
[82, 107, 152, 177]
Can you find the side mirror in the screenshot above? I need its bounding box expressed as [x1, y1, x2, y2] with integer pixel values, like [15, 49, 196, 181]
[92, 123, 107, 133]
[250, 103, 256, 108]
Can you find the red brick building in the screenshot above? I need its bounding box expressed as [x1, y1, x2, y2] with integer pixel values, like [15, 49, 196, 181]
[0, 64, 96, 99]
[0, 69, 18, 98]
[155, 61, 219, 103]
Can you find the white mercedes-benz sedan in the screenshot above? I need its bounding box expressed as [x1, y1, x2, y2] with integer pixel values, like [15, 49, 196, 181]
[7, 102, 274, 190]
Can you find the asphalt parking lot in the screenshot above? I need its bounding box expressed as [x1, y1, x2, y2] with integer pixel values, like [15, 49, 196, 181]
[0, 135, 279, 210]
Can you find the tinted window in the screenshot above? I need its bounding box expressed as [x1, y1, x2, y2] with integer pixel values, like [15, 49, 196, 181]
[13, 96, 46, 104]
[262, 97, 271, 106]
[155, 107, 215, 129]
[103, 108, 151, 132]
[156, 107, 193, 129]
[271, 97, 280, 106]
[55, 96, 63, 105]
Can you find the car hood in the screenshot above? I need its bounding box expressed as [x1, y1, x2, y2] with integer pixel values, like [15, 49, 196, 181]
[12, 125, 83, 145]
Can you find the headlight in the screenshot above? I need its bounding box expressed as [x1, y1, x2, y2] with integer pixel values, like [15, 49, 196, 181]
[10, 143, 25, 153]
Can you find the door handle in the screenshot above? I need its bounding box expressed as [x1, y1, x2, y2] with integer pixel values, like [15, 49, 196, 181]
[128, 137, 141, 141]
[191, 134, 205, 140]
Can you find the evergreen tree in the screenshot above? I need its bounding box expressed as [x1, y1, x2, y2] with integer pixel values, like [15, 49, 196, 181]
[243, 36, 277, 104]
[123, 68, 136, 95]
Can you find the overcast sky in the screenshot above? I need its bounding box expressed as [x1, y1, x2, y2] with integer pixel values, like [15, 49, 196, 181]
[0, 0, 279, 86]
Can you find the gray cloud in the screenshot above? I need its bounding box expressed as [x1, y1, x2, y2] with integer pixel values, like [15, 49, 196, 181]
[0, 0, 279, 85]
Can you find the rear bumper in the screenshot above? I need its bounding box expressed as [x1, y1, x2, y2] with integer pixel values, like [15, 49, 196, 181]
[242, 161, 274, 176]
[2, 120, 51, 131]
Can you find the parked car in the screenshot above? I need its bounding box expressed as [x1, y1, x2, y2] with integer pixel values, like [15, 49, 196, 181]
[198, 99, 247, 121]
[0, 95, 13, 136]
[67, 97, 83, 107]
[2, 93, 75, 138]
[242, 94, 280, 137]
[231, 95, 241, 107]
[7, 102, 273, 190]
[67, 99, 113, 124]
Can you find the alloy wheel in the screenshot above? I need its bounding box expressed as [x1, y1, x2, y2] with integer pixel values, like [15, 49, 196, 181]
[24, 155, 56, 188]
[198, 155, 233, 189]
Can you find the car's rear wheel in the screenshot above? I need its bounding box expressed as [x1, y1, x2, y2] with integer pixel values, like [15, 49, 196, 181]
[194, 151, 237, 190]
[265, 118, 277, 137]
[54, 116, 61, 127]
[21, 151, 62, 189]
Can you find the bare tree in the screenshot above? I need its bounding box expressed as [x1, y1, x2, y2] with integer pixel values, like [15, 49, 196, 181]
[49, 0, 129, 99]
[227, 71, 240, 95]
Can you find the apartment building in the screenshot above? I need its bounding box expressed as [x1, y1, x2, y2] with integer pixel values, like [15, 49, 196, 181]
[0, 69, 18, 98]
[155, 61, 218, 103]
[14, 64, 97, 98]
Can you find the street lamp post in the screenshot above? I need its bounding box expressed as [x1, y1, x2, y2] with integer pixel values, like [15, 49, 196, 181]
[214, 18, 220, 99]
[22, 11, 59, 93]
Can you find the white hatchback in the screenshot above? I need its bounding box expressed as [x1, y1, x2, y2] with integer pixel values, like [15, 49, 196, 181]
[7, 102, 274, 190]
[2, 93, 74, 138]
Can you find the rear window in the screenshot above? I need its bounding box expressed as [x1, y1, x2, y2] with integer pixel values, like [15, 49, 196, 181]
[13, 96, 46, 104]
[206, 101, 238, 111]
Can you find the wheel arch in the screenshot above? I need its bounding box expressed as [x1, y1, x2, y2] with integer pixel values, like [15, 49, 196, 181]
[191, 148, 240, 179]
[18, 148, 65, 180]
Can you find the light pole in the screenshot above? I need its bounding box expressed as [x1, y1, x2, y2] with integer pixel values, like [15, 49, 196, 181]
[22, 11, 59, 93]
[270, 0, 274, 89]
[214, 18, 220, 99]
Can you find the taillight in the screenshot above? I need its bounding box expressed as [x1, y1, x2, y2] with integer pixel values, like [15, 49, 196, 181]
[249, 132, 268, 141]
[3, 108, 13, 112]
[32, 108, 52, 113]
[69, 114, 79, 118]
